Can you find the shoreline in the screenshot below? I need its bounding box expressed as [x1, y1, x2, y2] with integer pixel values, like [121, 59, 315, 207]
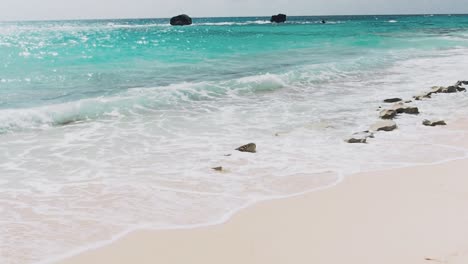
[56, 157, 468, 264]
[50, 120, 468, 264]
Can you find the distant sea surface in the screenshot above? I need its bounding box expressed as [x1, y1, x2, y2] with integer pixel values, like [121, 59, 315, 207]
[1, 15, 468, 264]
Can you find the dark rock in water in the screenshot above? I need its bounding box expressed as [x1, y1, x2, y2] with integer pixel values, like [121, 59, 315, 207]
[379, 109, 397, 119]
[345, 131, 374, 144]
[441, 86, 458, 93]
[455, 80, 468, 86]
[414, 92, 432, 101]
[391, 103, 419, 115]
[457, 86, 467, 92]
[271, 14, 287, 23]
[321, 20, 326, 24]
[346, 137, 367, 144]
[429, 86, 445, 95]
[212, 166, 223, 171]
[383, 98, 403, 103]
[370, 120, 397, 132]
[423, 119, 447, 127]
[170, 14, 192, 26]
[236, 143, 257, 153]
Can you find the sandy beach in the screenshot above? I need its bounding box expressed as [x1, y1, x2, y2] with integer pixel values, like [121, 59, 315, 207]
[57, 123, 468, 264]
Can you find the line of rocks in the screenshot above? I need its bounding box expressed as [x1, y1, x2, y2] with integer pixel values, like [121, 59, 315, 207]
[346, 80, 467, 144]
[170, 13, 290, 26]
[214, 80, 466, 170]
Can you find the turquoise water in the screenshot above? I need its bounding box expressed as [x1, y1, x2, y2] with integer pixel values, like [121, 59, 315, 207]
[1, 15, 468, 264]
[1, 15, 468, 126]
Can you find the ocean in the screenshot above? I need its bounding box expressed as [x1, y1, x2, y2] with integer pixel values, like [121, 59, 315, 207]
[1, 15, 468, 263]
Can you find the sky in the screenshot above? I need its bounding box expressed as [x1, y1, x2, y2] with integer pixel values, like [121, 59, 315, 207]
[1, 0, 468, 21]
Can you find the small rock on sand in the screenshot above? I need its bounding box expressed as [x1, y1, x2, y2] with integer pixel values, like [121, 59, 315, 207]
[422, 119, 447, 127]
[236, 143, 257, 153]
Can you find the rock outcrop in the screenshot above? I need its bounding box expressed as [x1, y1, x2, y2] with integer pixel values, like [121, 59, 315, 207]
[170, 14, 192, 26]
[422, 119, 447, 127]
[370, 120, 397, 132]
[271, 14, 287, 23]
[236, 143, 257, 153]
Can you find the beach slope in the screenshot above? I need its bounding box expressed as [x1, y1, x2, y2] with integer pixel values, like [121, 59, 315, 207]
[59, 155, 468, 264]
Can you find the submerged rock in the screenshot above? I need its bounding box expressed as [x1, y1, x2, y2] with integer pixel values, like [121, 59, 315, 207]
[236, 143, 257, 153]
[383, 98, 403, 103]
[370, 120, 397, 132]
[170, 14, 192, 26]
[379, 109, 397, 119]
[422, 119, 447, 127]
[271, 14, 287, 23]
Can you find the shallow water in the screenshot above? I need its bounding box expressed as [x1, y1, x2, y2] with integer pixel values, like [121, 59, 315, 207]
[1, 15, 468, 264]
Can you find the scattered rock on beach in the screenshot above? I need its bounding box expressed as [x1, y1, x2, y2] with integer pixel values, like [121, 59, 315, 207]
[170, 14, 192, 26]
[422, 119, 447, 127]
[345, 131, 374, 144]
[370, 120, 397, 132]
[456, 86, 466, 92]
[212, 166, 223, 171]
[414, 92, 432, 101]
[346, 137, 367, 144]
[236, 143, 257, 153]
[271, 14, 287, 23]
[379, 109, 397, 119]
[383, 98, 402, 103]
[430, 86, 445, 94]
[441, 85, 458, 93]
[391, 102, 419, 114]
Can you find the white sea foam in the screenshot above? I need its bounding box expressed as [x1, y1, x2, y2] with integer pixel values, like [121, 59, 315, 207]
[196, 20, 271, 26]
[1, 48, 468, 264]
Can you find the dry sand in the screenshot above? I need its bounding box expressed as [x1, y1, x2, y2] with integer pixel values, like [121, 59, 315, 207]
[58, 154, 468, 264]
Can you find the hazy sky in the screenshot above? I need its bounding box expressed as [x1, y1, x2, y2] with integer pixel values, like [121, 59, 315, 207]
[2, 0, 468, 21]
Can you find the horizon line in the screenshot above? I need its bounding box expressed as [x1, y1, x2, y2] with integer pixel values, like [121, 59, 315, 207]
[1, 13, 467, 23]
